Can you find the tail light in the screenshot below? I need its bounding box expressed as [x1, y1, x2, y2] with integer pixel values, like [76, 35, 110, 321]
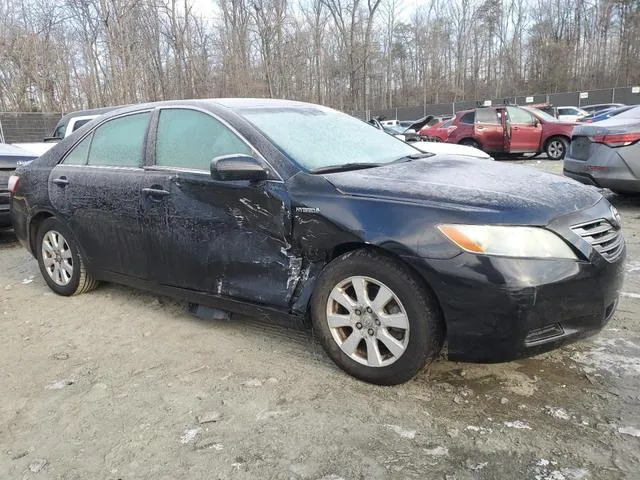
[8, 175, 19, 194]
[591, 131, 640, 148]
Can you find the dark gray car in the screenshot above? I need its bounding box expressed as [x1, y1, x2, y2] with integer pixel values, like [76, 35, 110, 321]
[564, 106, 640, 194]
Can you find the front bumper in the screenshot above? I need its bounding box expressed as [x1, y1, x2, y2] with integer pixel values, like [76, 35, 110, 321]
[413, 201, 625, 363]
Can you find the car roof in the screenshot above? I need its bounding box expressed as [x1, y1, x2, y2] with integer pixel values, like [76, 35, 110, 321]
[0, 143, 38, 157]
[58, 106, 120, 123]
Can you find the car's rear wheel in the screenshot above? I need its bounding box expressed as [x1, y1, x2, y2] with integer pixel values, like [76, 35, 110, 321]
[36, 217, 98, 296]
[459, 138, 481, 149]
[545, 136, 569, 160]
[311, 249, 444, 385]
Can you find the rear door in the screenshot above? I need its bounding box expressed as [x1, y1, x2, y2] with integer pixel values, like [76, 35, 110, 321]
[141, 107, 295, 307]
[474, 108, 504, 152]
[505, 107, 543, 153]
[48, 111, 152, 277]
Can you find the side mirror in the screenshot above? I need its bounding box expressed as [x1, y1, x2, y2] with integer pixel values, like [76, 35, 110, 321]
[210, 154, 268, 182]
[533, 118, 540, 127]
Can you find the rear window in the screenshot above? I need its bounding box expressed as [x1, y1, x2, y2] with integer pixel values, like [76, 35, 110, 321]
[87, 112, 150, 167]
[460, 112, 475, 124]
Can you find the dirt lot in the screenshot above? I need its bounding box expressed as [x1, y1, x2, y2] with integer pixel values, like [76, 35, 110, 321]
[1, 159, 639, 480]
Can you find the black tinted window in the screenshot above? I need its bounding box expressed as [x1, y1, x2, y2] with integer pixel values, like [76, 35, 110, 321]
[460, 112, 475, 124]
[72, 119, 91, 132]
[156, 109, 252, 171]
[87, 113, 150, 167]
[476, 108, 500, 124]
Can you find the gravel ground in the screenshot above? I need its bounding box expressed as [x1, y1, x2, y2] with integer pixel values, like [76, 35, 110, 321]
[1, 159, 639, 480]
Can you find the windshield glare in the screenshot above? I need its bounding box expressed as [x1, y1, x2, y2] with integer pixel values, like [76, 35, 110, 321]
[238, 106, 418, 171]
[523, 107, 557, 122]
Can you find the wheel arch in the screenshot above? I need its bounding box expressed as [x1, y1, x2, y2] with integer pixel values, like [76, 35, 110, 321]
[28, 210, 56, 256]
[296, 242, 447, 334]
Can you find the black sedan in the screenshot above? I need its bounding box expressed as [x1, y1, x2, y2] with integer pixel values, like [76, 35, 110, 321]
[9, 99, 625, 385]
[1, 144, 38, 229]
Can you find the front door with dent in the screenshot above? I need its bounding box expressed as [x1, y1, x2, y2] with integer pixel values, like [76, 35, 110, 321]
[141, 108, 295, 308]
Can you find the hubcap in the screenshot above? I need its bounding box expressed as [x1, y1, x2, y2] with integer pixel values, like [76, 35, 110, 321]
[42, 230, 73, 286]
[548, 141, 564, 159]
[326, 276, 410, 367]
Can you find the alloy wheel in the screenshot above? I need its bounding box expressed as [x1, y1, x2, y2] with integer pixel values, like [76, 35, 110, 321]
[325, 276, 410, 367]
[41, 230, 73, 286]
[548, 140, 565, 159]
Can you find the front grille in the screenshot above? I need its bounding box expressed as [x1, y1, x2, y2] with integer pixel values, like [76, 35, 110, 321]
[571, 218, 624, 262]
[0, 169, 13, 193]
[569, 136, 591, 160]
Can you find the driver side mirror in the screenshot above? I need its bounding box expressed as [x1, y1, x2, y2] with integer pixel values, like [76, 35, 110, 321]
[210, 154, 268, 182]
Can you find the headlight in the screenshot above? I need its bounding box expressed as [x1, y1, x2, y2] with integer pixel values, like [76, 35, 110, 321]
[438, 224, 577, 259]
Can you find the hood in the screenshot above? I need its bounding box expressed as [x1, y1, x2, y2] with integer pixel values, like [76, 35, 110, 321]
[322, 156, 601, 225]
[11, 142, 56, 156]
[410, 141, 491, 159]
[402, 116, 433, 133]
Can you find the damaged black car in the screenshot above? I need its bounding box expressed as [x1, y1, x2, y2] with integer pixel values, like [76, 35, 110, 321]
[9, 99, 625, 385]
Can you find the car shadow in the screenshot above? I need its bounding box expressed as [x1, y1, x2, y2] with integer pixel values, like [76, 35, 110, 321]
[0, 230, 18, 249]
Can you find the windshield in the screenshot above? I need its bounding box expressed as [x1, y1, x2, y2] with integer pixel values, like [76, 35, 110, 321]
[238, 105, 418, 171]
[523, 107, 557, 122]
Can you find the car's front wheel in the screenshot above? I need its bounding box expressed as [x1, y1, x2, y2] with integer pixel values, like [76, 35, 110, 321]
[545, 136, 569, 160]
[36, 217, 98, 296]
[311, 249, 444, 385]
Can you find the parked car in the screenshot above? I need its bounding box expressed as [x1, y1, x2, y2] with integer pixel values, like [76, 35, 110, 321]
[555, 106, 588, 122]
[45, 106, 117, 142]
[1, 144, 37, 228]
[10, 99, 624, 385]
[369, 118, 489, 158]
[581, 103, 625, 115]
[13, 107, 117, 156]
[446, 105, 575, 159]
[418, 118, 456, 142]
[579, 105, 635, 123]
[564, 105, 640, 194]
[370, 116, 432, 142]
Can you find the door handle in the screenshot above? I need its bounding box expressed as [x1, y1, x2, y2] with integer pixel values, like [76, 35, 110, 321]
[53, 177, 69, 187]
[142, 187, 170, 199]
[476, 125, 484, 130]
[513, 126, 520, 131]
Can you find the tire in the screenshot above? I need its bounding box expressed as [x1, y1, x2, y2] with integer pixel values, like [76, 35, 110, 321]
[36, 217, 98, 296]
[545, 136, 569, 160]
[311, 249, 445, 385]
[459, 138, 481, 149]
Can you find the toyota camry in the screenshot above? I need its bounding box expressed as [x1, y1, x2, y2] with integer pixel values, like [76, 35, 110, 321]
[9, 99, 625, 385]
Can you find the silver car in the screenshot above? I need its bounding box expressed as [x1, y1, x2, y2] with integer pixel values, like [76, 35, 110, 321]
[564, 106, 640, 194]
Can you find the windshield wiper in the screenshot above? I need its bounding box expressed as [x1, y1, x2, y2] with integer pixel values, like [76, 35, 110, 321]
[392, 152, 433, 163]
[310, 163, 383, 174]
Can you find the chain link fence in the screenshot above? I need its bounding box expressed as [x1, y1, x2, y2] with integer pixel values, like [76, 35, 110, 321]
[355, 86, 640, 121]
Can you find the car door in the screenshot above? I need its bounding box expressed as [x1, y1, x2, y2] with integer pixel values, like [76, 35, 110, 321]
[505, 107, 543, 153]
[48, 111, 152, 278]
[474, 108, 504, 152]
[140, 107, 295, 308]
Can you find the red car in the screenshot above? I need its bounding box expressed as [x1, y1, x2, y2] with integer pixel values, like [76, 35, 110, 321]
[446, 105, 576, 159]
[418, 118, 456, 142]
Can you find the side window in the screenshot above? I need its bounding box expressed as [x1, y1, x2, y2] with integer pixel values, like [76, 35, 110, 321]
[476, 108, 500, 124]
[507, 107, 535, 124]
[87, 112, 150, 167]
[460, 112, 475, 124]
[62, 135, 92, 165]
[155, 109, 253, 171]
[71, 119, 92, 132]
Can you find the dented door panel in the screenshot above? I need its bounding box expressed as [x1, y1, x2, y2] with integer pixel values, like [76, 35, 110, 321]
[140, 169, 295, 308]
